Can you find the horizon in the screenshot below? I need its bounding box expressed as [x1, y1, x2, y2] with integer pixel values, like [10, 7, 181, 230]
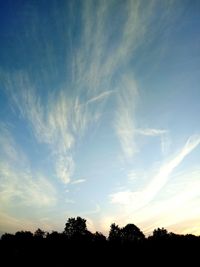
[0, 215, 199, 238]
[0, 0, 200, 236]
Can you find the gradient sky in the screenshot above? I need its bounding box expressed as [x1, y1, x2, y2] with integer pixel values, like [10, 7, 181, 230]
[0, 0, 200, 236]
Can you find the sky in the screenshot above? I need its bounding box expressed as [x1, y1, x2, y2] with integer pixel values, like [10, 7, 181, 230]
[0, 0, 200, 236]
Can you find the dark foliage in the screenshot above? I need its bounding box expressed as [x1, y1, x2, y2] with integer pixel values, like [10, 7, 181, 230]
[0, 217, 199, 266]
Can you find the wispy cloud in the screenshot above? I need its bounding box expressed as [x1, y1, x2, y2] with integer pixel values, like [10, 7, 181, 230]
[116, 126, 169, 159]
[4, 73, 93, 184]
[144, 135, 200, 200]
[0, 123, 57, 213]
[86, 90, 114, 105]
[71, 179, 86, 185]
[110, 135, 200, 209]
[55, 156, 74, 184]
[0, 161, 57, 209]
[0, 123, 28, 166]
[110, 190, 134, 205]
[136, 170, 200, 234]
[3, 0, 163, 180]
[136, 128, 170, 156]
[115, 75, 138, 160]
[0, 135, 57, 211]
[0, 0, 194, 235]
[108, 167, 200, 235]
[73, 0, 159, 164]
[135, 128, 167, 136]
[127, 171, 138, 181]
[4, 75, 72, 183]
[160, 133, 171, 156]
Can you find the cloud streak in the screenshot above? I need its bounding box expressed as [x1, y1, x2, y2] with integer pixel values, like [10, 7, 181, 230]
[4, 72, 105, 184]
[135, 128, 167, 136]
[135, 169, 200, 234]
[3, 0, 170, 181]
[71, 179, 86, 185]
[110, 135, 200, 209]
[108, 137, 200, 235]
[86, 90, 114, 105]
[0, 125, 57, 209]
[115, 75, 138, 160]
[145, 135, 200, 200]
[0, 0, 197, 235]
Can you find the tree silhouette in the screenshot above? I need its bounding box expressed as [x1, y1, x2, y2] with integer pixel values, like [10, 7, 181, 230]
[1, 216, 200, 266]
[93, 231, 107, 243]
[15, 231, 33, 241]
[152, 227, 168, 240]
[34, 228, 46, 240]
[1, 233, 15, 241]
[46, 231, 62, 241]
[108, 223, 122, 243]
[121, 224, 145, 243]
[64, 216, 89, 240]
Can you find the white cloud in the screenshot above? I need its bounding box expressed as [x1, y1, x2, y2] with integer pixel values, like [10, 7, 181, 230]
[161, 133, 171, 156]
[110, 190, 135, 205]
[72, 0, 158, 164]
[0, 124, 57, 214]
[4, 74, 79, 184]
[115, 74, 138, 160]
[144, 134, 200, 199]
[71, 179, 86, 185]
[1, 0, 192, 235]
[110, 135, 200, 210]
[135, 128, 167, 136]
[108, 145, 200, 235]
[127, 171, 138, 181]
[86, 90, 114, 105]
[99, 3, 159, 159]
[135, 128, 170, 156]
[4, 0, 162, 184]
[0, 162, 57, 208]
[137, 175, 200, 234]
[56, 156, 74, 184]
[0, 123, 28, 166]
[4, 68, 113, 184]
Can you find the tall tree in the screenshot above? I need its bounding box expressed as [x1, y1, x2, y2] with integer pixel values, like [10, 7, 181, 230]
[34, 228, 46, 239]
[121, 224, 145, 243]
[152, 228, 168, 240]
[64, 217, 88, 239]
[108, 223, 122, 243]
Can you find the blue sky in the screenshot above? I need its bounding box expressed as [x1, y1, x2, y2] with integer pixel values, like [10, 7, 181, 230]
[0, 0, 200, 236]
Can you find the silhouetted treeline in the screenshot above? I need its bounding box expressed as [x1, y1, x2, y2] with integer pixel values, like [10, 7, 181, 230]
[1, 217, 200, 266]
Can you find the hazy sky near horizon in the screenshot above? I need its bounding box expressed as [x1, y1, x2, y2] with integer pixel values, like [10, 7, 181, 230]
[0, 0, 200, 236]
